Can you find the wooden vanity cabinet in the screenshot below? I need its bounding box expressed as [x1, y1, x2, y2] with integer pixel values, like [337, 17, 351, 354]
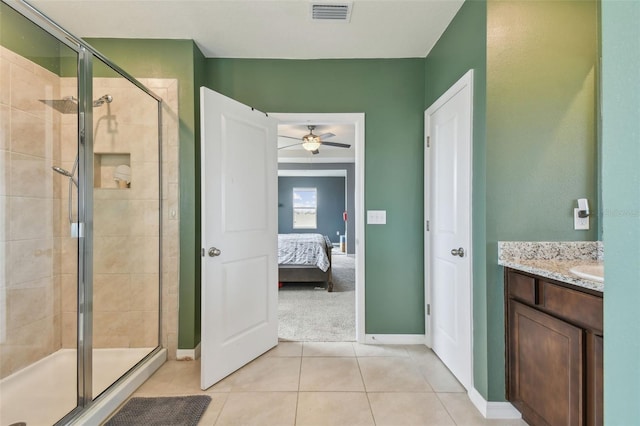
[505, 269, 603, 426]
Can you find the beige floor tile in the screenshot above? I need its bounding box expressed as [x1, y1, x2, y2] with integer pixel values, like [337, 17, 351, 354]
[368, 392, 456, 426]
[419, 360, 465, 393]
[437, 393, 528, 426]
[196, 393, 228, 425]
[134, 360, 233, 395]
[214, 392, 297, 426]
[353, 343, 410, 357]
[230, 356, 301, 392]
[358, 357, 432, 392]
[265, 341, 303, 357]
[299, 357, 364, 391]
[296, 392, 375, 426]
[303, 342, 355, 357]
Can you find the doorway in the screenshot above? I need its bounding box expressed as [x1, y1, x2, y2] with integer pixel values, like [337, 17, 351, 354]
[271, 113, 365, 343]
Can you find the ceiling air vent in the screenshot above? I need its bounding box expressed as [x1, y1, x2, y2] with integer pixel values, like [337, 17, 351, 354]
[311, 3, 353, 22]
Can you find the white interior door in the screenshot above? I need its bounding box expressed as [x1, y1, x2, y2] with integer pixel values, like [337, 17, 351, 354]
[200, 87, 278, 390]
[425, 70, 473, 390]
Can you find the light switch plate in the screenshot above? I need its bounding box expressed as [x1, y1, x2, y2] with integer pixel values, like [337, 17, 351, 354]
[367, 210, 387, 225]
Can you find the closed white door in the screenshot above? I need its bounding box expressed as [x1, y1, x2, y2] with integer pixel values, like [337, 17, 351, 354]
[200, 87, 278, 390]
[424, 70, 473, 390]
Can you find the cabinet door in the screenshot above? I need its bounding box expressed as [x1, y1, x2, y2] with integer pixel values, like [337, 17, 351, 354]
[508, 300, 584, 426]
[587, 333, 603, 426]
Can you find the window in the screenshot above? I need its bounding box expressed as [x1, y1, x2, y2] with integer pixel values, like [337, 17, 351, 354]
[293, 187, 317, 229]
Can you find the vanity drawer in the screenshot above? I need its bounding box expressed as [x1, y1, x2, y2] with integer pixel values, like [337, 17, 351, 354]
[541, 281, 603, 332]
[507, 271, 536, 304]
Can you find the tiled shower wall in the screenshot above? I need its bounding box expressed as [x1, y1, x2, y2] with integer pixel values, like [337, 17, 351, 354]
[0, 45, 62, 378]
[0, 45, 180, 379]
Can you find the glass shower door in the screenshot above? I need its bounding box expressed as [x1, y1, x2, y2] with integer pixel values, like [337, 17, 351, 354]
[90, 57, 161, 398]
[0, 3, 80, 424]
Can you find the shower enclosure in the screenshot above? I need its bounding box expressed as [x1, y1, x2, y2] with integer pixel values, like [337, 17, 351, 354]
[0, 1, 169, 424]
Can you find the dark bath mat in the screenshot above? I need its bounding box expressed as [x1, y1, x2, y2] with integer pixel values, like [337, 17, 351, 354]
[105, 395, 211, 426]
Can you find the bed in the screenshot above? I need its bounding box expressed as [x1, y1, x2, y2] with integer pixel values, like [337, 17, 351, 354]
[278, 233, 333, 292]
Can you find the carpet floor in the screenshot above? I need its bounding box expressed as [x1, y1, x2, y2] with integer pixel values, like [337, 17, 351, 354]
[278, 252, 355, 342]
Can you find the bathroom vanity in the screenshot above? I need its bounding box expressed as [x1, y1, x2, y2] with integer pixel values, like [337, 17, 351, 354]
[499, 242, 603, 426]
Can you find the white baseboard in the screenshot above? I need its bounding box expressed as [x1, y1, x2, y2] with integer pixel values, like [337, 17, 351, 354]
[468, 387, 522, 419]
[364, 334, 426, 345]
[176, 343, 201, 360]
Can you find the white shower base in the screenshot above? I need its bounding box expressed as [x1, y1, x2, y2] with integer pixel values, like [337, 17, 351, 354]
[0, 347, 155, 426]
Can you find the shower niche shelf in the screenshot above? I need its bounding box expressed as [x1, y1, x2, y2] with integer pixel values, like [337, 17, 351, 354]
[94, 153, 131, 189]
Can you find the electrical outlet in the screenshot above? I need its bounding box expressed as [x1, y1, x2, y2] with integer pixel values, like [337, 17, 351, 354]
[574, 208, 589, 230]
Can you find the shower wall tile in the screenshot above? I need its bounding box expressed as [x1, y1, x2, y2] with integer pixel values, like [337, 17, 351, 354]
[0, 55, 10, 106]
[0, 104, 9, 149]
[130, 273, 160, 312]
[129, 161, 160, 200]
[94, 199, 131, 236]
[10, 152, 50, 198]
[59, 237, 78, 275]
[0, 150, 8, 196]
[9, 196, 53, 240]
[129, 200, 160, 236]
[61, 312, 77, 349]
[93, 311, 132, 348]
[129, 236, 159, 274]
[94, 273, 130, 312]
[9, 238, 53, 285]
[6, 279, 53, 327]
[60, 273, 77, 313]
[10, 58, 57, 120]
[94, 235, 131, 273]
[10, 109, 48, 157]
[128, 311, 158, 348]
[0, 196, 7, 242]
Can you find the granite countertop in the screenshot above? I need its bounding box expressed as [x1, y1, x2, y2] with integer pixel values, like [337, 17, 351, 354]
[498, 241, 604, 293]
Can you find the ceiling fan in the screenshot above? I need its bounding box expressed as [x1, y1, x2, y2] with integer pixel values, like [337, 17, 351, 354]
[278, 125, 351, 155]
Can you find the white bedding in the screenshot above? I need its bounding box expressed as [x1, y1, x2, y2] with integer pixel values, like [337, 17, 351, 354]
[277, 233, 330, 272]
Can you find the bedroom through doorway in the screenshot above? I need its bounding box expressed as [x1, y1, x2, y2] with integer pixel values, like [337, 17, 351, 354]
[272, 113, 364, 343]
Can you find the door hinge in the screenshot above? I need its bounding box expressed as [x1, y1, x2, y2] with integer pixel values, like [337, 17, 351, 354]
[427, 304, 431, 315]
[426, 220, 430, 231]
[426, 136, 430, 148]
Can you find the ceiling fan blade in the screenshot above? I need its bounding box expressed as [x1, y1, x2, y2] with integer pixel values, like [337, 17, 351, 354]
[311, 149, 320, 155]
[278, 142, 302, 150]
[278, 134, 301, 141]
[321, 141, 351, 148]
[318, 132, 336, 139]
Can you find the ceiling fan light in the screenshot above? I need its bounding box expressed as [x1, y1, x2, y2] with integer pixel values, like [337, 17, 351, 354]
[302, 135, 321, 151]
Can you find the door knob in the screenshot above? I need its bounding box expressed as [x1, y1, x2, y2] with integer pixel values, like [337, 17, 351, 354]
[450, 247, 465, 257]
[208, 247, 222, 257]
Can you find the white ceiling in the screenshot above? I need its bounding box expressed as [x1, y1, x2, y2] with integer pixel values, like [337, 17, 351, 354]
[28, 0, 464, 59]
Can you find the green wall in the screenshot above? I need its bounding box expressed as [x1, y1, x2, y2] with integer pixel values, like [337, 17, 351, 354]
[206, 58, 427, 334]
[601, 0, 640, 423]
[426, 0, 599, 402]
[485, 0, 599, 401]
[424, 0, 489, 398]
[85, 38, 203, 349]
[0, 2, 73, 74]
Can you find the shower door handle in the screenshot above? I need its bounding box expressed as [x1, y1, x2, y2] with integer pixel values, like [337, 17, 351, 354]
[208, 247, 222, 257]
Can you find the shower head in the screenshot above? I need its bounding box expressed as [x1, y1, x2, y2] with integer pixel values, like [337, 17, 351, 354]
[93, 94, 113, 107]
[40, 96, 78, 114]
[40, 94, 113, 113]
[52, 166, 73, 178]
[52, 165, 78, 187]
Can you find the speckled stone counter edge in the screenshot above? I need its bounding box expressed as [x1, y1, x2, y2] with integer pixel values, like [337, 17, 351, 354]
[498, 241, 604, 293]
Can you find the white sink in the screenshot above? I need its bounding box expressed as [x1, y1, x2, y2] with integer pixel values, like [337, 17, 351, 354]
[569, 264, 604, 283]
